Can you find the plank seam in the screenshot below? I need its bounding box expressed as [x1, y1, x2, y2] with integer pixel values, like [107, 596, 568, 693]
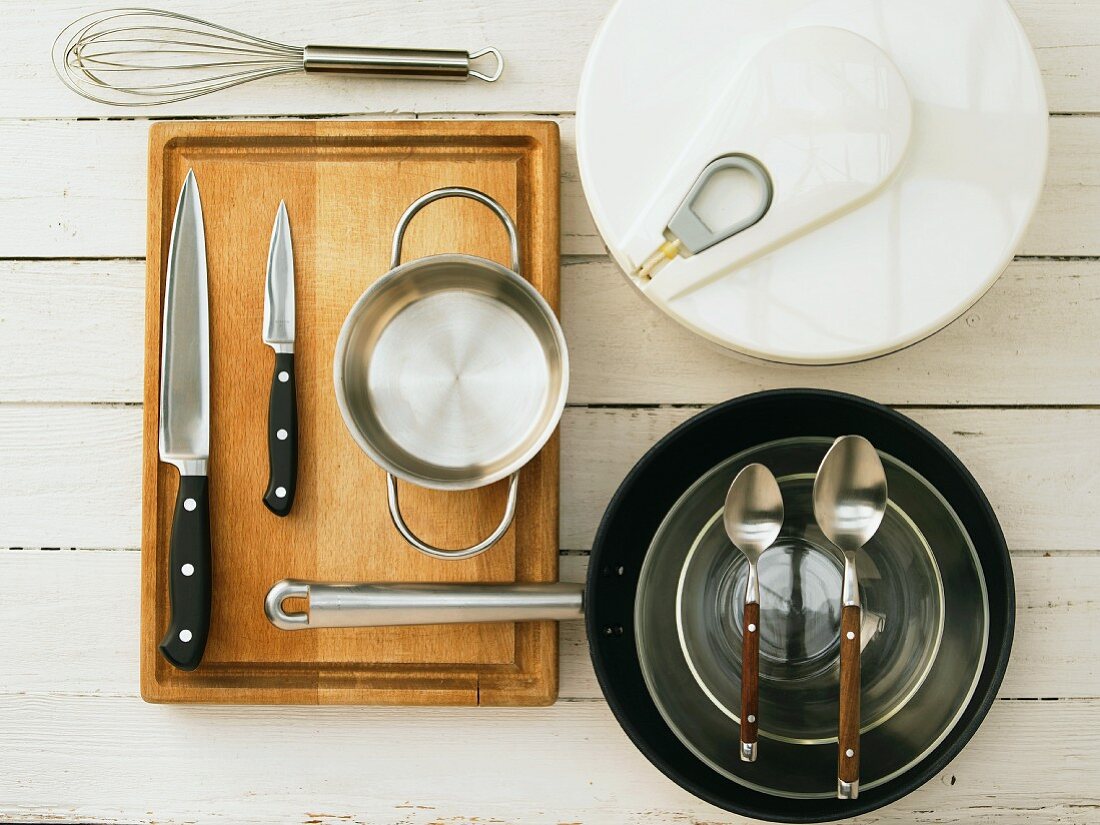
[5, 401, 1100, 411]
[0, 692, 1095, 703]
[567, 403, 1100, 411]
[4, 254, 1099, 264]
[2, 547, 1098, 556]
[1, 111, 1098, 123]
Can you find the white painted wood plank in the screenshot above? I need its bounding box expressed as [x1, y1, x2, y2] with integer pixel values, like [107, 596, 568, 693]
[5, 1, 1100, 118]
[1024, 114, 1100, 256]
[1, 549, 1093, 700]
[2, 405, 1097, 552]
[1015, 0, 1100, 112]
[7, 0, 605, 118]
[1003, 553, 1100, 699]
[561, 407, 1100, 553]
[0, 261, 145, 404]
[0, 689, 1095, 824]
[563, 258, 1100, 405]
[5, 258, 1099, 406]
[0, 550, 140, 697]
[0, 116, 1095, 258]
[0, 120, 150, 259]
[0, 405, 142, 549]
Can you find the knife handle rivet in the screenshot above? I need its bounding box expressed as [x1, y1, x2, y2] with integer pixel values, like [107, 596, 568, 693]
[278, 371, 290, 383]
[275, 486, 287, 499]
[181, 563, 195, 577]
[277, 428, 289, 441]
[184, 497, 197, 512]
[846, 631, 856, 640]
[179, 629, 193, 643]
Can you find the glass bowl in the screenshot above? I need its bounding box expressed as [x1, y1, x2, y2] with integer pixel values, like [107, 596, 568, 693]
[635, 437, 989, 799]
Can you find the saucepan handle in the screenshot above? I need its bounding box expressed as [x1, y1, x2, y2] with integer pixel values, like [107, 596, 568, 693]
[387, 472, 519, 560]
[390, 186, 521, 274]
[265, 580, 585, 630]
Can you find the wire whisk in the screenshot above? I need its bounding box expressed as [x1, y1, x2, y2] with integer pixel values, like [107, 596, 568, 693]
[53, 7, 504, 107]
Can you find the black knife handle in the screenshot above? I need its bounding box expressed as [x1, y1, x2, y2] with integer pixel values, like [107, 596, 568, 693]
[263, 351, 298, 516]
[159, 474, 212, 671]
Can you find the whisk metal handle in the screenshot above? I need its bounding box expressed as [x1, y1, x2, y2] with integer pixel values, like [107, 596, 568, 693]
[303, 45, 503, 82]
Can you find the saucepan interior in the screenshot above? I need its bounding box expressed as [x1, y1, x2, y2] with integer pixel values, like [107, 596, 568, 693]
[334, 253, 568, 490]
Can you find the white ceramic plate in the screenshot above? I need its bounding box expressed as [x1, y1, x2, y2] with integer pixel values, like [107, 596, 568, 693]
[577, 0, 1048, 364]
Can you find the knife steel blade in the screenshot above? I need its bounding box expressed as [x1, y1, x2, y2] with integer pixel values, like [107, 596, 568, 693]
[261, 201, 298, 516]
[157, 168, 212, 671]
[263, 201, 295, 350]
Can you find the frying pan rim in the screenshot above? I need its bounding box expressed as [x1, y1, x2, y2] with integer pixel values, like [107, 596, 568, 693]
[585, 388, 1014, 823]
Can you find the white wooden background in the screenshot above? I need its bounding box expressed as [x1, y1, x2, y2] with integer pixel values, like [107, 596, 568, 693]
[2, 1, 1099, 823]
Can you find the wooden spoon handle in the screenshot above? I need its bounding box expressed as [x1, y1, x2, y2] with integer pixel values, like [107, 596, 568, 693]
[838, 604, 861, 799]
[740, 600, 760, 761]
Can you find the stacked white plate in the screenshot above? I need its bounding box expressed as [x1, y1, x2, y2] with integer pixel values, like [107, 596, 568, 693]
[577, 0, 1048, 364]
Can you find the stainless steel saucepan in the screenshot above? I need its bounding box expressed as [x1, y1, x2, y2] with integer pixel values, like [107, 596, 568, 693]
[333, 187, 568, 560]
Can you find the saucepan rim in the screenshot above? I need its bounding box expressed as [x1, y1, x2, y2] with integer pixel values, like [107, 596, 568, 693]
[332, 252, 569, 491]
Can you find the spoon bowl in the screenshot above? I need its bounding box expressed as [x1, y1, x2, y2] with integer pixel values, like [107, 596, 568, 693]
[724, 463, 784, 560]
[813, 437, 888, 552]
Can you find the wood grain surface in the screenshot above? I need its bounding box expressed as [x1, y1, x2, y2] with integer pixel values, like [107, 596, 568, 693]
[141, 120, 561, 705]
[740, 600, 760, 753]
[837, 604, 862, 791]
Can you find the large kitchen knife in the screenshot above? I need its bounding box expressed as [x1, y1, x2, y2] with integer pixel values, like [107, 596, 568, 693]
[158, 169, 212, 671]
[262, 201, 297, 516]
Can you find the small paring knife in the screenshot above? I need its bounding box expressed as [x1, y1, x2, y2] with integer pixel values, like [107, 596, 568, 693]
[158, 169, 212, 671]
[262, 201, 298, 516]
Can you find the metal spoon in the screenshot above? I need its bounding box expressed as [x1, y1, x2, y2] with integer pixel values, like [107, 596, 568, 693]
[724, 463, 784, 763]
[813, 436, 888, 801]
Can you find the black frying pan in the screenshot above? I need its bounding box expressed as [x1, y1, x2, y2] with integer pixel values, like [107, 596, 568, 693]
[267, 389, 1014, 821]
[586, 389, 1013, 821]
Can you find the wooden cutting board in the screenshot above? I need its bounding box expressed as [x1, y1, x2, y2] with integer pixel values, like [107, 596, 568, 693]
[140, 120, 561, 705]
